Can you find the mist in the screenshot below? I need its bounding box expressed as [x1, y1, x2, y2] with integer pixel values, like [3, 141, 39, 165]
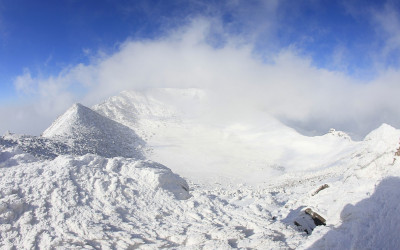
[2, 18, 400, 139]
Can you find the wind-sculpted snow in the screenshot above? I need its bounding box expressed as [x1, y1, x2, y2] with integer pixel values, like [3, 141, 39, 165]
[308, 177, 400, 249]
[0, 150, 190, 248]
[1, 123, 400, 249]
[0, 146, 304, 249]
[43, 103, 145, 159]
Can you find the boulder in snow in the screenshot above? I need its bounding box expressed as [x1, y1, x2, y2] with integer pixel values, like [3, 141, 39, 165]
[294, 208, 326, 234]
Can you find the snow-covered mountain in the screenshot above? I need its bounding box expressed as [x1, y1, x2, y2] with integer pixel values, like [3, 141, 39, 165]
[93, 89, 357, 184]
[43, 103, 145, 159]
[1, 88, 400, 249]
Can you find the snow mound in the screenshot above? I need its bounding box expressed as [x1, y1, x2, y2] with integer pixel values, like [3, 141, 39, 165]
[0, 150, 190, 249]
[43, 103, 144, 159]
[308, 177, 400, 249]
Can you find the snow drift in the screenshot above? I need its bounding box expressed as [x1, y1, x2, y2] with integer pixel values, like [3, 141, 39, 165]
[0, 148, 189, 249]
[308, 177, 400, 249]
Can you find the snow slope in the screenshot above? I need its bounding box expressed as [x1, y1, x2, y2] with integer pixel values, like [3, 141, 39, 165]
[295, 123, 400, 249]
[43, 103, 144, 159]
[1, 88, 400, 249]
[93, 89, 358, 184]
[1, 124, 400, 249]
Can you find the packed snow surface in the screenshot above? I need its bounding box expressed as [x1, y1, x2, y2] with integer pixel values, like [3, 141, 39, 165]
[1, 88, 400, 249]
[0, 151, 189, 248]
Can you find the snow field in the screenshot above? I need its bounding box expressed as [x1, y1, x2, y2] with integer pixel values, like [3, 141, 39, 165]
[0, 146, 300, 249]
[1, 88, 400, 249]
[2, 122, 399, 249]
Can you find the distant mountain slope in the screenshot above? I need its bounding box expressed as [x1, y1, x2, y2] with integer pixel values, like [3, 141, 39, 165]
[93, 88, 358, 184]
[93, 89, 188, 128]
[42, 103, 144, 159]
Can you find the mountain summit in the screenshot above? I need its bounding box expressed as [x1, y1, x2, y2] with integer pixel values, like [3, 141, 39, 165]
[43, 103, 144, 159]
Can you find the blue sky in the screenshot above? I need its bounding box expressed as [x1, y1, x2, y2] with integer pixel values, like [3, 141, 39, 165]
[1, 0, 400, 137]
[1, 0, 396, 89]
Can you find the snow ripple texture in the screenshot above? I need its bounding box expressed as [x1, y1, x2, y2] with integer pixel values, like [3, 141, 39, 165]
[0, 150, 189, 249]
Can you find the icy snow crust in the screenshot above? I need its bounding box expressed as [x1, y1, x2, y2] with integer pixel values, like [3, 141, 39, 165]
[1, 89, 400, 249]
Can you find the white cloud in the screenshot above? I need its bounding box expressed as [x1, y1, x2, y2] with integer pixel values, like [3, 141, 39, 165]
[2, 17, 400, 139]
[14, 69, 36, 94]
[344, 1, 400, 69]
[371, 3, 400, 57]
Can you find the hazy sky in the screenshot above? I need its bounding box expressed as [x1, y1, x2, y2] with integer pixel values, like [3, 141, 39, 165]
[1, 0, 400, 139]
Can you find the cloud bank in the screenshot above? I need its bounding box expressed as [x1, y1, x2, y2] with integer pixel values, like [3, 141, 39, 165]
[2, 13, 400, 139]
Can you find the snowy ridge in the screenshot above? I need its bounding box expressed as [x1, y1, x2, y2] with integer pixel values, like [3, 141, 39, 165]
[92, 89, 197, 128]
[92, 88, 206, 140]
[43, 103, 145, 159]
[93, 89, 358, 184]
[1, 89, 400, 249]
[326, 128, 352, 141]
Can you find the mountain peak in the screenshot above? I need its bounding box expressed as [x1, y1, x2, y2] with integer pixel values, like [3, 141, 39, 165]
[71, 102, 86, 111]
[68, 102, 99, 119]
[43, 103, 145, 159]
[364, 123, 398, 142]
[327, 128, 352, 141]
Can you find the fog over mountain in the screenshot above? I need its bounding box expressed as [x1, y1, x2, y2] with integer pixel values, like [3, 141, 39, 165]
[1, 88, 400, 249]
[2, 1, 400, 248]
[2, 18, 400, 139]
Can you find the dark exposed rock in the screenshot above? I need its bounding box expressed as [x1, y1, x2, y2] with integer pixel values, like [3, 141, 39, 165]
[294, 208, 326, 235]
[312, 184, 329, 196]
[1, 134, 72, 160]
[305, 208, 326, 226]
